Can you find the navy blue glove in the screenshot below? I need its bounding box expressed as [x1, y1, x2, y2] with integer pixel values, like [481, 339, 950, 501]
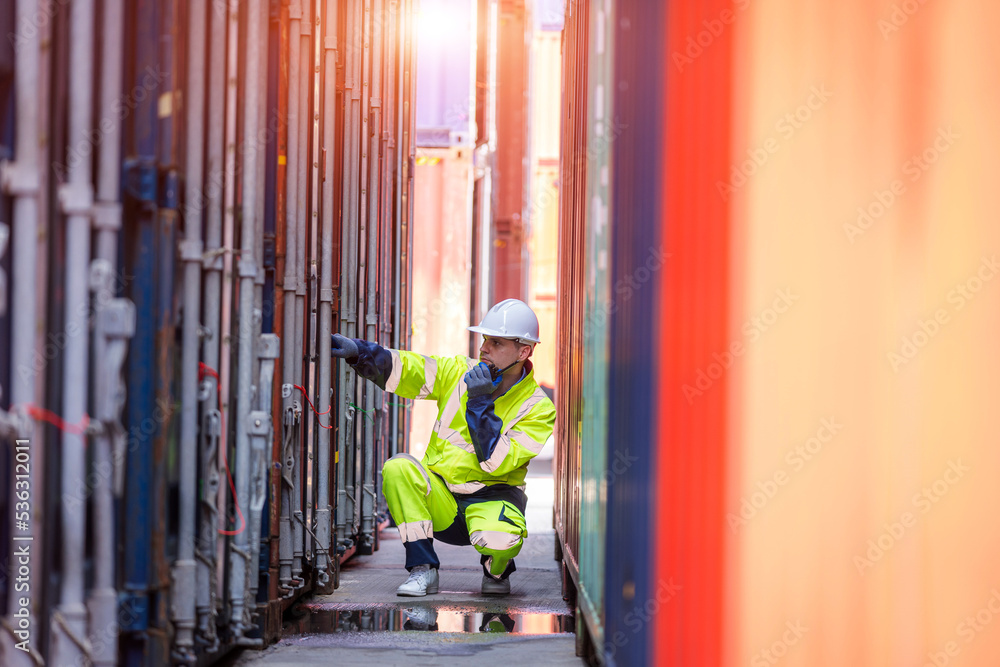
[464, 362, 497, 399]
[465, 362, 503, 461]
[331, 334, 359, 361]
[485, 362, 509, 387]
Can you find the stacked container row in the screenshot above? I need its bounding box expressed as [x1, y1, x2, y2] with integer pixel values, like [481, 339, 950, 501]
[0, 0, 417, 664]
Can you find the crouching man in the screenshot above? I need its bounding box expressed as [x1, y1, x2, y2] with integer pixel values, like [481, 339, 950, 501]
[330, 299, 555, 596]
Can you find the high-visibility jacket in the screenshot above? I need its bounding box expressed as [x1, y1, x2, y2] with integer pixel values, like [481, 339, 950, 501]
[347, 340, 556, 499]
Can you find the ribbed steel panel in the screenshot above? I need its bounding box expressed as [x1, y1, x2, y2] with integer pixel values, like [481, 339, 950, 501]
[121, 2, 163, 663]
[579, 0, 614, 654]
[601, 0, 665, 664]
[554, 0, 589, 655]
[0, 0, 417, 662]
[652, 1, 731, 663]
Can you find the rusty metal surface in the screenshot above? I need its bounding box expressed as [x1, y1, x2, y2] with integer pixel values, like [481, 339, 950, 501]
[492, 0, 529, 302]
[555, 0, 588, 594]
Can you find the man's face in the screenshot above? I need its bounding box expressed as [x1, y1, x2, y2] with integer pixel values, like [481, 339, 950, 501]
[479, 336, 529, 371]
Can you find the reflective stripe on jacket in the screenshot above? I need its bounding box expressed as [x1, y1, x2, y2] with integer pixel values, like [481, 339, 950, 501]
[348, 340, 555, 493]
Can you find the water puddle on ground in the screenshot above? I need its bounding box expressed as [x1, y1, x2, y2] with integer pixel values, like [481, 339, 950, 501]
[287, 607, 575, 635]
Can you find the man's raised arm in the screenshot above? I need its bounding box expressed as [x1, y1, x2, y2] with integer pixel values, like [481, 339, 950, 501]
[331, 333, 456, 401]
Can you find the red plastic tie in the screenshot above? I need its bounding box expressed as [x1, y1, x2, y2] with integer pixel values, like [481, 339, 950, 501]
[23, 405, 91, 436]
[293, 384, 334, 429]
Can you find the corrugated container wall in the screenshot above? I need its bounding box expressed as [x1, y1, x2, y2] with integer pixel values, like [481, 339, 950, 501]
[0, 1, 419, 664]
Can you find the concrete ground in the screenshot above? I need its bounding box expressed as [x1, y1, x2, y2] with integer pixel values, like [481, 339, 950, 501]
[226, 451, 583, 665]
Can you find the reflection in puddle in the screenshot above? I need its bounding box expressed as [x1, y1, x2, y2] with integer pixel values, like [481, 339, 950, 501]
[289, 608, 575, 635]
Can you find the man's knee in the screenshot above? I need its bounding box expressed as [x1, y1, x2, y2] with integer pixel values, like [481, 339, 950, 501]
[464, 501, 526, 549]
[470, 529, 523, 558]
[382, 453, 431, 496]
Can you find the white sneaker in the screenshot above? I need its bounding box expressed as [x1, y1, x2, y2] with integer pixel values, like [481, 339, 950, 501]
[396, 565, 439, 597]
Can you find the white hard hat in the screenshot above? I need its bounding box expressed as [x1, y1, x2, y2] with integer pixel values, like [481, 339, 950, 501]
[468, 298, 541, 344]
